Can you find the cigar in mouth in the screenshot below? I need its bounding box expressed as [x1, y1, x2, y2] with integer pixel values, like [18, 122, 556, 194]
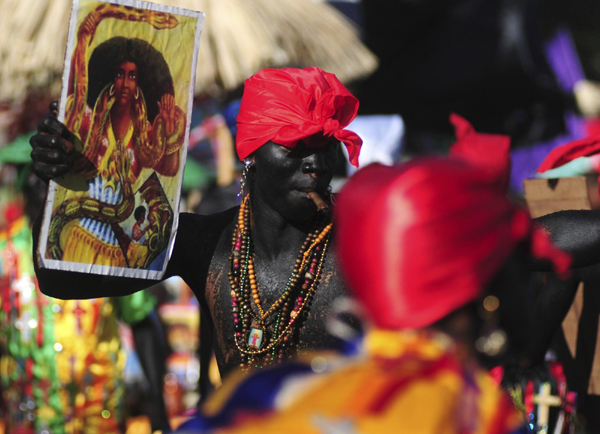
[307, 191, 330, 213]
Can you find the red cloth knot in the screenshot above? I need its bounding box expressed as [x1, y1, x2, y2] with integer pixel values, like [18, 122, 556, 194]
[236, 67, 362, 166]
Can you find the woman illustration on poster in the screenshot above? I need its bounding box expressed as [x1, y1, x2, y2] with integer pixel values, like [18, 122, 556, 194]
[46, 3, 186, 269]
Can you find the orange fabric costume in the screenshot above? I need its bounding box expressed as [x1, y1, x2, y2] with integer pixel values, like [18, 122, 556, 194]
[201, 330, 523, 434]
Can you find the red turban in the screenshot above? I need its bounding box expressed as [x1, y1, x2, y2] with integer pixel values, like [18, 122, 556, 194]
[449, 113, 511, 191]
[335, 159, 571, 329]
[537, 136, 600, 172]
[236, 67, 363, 167]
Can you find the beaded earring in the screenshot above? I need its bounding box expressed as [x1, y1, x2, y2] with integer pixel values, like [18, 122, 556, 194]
[238, 159, 253, 197]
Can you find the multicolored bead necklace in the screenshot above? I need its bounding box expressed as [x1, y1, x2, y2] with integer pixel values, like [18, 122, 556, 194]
[228, 194, 332, 370]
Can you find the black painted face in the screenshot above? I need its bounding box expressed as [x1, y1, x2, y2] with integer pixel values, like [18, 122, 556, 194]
[250, 139, 340, 222]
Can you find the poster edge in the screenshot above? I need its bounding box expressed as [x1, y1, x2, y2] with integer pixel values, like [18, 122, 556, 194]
[161, 10, 206, 273]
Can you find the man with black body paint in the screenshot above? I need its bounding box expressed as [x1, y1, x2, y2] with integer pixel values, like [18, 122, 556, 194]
[30, 67, 360, 379]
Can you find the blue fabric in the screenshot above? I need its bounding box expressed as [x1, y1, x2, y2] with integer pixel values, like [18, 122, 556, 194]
[222, 99, 241, 137]
[175, 362, 314, 432]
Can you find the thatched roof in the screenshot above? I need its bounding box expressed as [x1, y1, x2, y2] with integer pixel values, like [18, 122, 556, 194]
[0, 0, 378, 104]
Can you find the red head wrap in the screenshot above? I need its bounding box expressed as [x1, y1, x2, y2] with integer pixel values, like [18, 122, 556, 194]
[335, 159, 571, 329]
[537, 136, 600, 172]
[449, 113, 511, 191]
[236, 67, 363, 166]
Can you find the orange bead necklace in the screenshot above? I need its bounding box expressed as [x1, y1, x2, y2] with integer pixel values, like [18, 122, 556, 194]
[228, 195, 332, 369]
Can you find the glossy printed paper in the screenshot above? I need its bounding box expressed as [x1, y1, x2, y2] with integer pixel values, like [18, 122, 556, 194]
[38, 0, 204, 279]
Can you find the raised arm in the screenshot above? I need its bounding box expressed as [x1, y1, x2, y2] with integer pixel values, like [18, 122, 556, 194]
[535, 210, 600, 268]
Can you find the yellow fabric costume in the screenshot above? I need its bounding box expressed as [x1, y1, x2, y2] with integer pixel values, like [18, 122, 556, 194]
[196, 330, 524, 434]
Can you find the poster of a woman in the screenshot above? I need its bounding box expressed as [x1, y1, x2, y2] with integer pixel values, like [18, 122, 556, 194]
[38, 0, 204, 278]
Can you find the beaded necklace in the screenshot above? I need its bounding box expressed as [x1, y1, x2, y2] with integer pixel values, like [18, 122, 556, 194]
[228, 195, 333, 370]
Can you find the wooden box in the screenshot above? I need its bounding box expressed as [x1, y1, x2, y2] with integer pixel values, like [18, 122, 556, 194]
[523, 175, 600, 218]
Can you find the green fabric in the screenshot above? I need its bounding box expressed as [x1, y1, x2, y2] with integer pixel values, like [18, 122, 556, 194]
[0, 132, 34, 190]
[114, 290, 157, 325]
[535, 156, 594, 178]
[0, 132, 34, 164]
[183, 157, 213, 191]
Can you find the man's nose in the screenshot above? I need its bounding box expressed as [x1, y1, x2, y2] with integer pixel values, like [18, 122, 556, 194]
[301, 152, 327, 176]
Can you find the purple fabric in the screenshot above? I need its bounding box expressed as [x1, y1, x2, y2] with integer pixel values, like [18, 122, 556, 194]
[510, 28, 587, 192]
[510, 113, 587, 192]
[544, 28, 585, 92]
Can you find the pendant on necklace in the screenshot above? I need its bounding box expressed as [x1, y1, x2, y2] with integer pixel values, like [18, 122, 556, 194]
[248, 324, 265, 350]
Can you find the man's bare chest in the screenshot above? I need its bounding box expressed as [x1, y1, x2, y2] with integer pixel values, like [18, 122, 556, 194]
[202, 237, 349, 375]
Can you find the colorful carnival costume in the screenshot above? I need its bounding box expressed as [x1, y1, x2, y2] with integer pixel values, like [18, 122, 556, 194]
[0, 216, 156, 433]
[183, 329, 523, 434]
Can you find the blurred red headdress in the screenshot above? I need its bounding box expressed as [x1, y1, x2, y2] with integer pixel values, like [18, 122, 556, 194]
[537, 136, 600, 172]
[236, 67, 363, 166]
[449, 113, 511, 190]
[335, 159, 571, 329]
